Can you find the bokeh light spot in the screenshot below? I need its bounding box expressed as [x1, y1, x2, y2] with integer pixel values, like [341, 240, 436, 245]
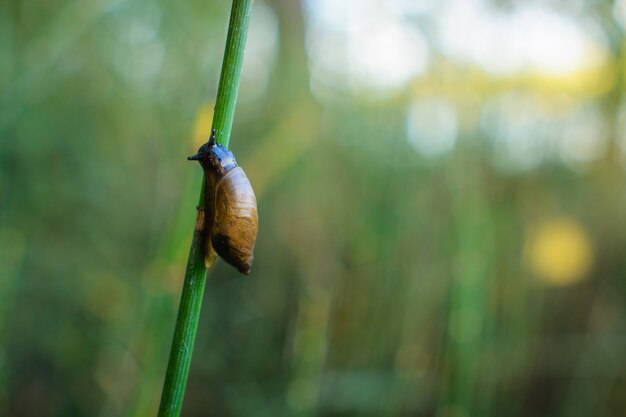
[304, 0, 430, 98]
[192, 103, 215, 147]
[406, 98, 458, 158]
[436, 0, 608, 76]
[526, 218, 594, 287]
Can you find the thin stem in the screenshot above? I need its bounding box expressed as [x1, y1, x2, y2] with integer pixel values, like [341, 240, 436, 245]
[157, 200, 207, 417]
[212, 0, 254, 147]
[157, 1, 254, 416]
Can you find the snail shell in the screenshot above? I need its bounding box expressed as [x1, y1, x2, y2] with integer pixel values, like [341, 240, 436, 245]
[189, 131, 258, 275]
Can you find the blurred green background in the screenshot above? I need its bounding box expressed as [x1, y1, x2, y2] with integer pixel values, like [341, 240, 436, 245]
[2, 0, 626, 416]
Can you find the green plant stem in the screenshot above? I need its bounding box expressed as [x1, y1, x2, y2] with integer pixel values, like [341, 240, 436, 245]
[157, 187, 207, 417]
[157, 1, 254, 416]
[212, 0, 254, 147]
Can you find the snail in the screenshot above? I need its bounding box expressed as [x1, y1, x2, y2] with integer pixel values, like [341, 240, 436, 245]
[188, 129, 258, 275]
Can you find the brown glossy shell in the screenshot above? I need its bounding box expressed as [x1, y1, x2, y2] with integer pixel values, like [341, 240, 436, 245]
[208, 167, 258, 274]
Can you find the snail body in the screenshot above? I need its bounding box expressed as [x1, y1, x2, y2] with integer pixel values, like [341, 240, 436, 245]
[189, 131, 258, 275]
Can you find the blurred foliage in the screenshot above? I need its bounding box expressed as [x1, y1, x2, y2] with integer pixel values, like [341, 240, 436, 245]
[1, 0, 626, 416]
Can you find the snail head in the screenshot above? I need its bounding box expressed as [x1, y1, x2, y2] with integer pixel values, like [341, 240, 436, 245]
[188, 129, 237, 174]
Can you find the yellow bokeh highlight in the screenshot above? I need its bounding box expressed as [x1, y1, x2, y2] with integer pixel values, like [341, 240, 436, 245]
[192, 102, 214, 147]
[526, 217, 594, 287]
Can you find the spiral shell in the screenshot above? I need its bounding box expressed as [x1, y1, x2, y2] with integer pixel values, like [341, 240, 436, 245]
[189, 132, 258, 274]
